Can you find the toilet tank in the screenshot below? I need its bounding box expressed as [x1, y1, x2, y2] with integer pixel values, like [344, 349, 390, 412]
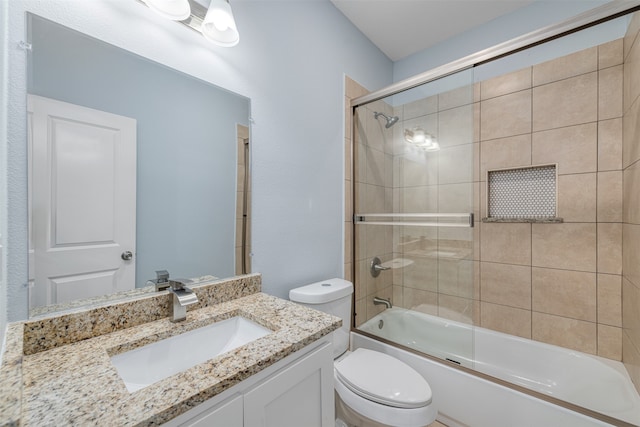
[289, 278, 353, 358]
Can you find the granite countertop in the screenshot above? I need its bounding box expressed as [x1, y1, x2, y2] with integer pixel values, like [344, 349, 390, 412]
[0, 275, 341, 426]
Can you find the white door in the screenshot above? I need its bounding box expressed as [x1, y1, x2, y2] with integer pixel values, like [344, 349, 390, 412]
[28, 95, 137, 308]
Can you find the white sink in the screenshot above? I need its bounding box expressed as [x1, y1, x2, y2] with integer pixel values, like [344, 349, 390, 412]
[110, 316, 272, 392]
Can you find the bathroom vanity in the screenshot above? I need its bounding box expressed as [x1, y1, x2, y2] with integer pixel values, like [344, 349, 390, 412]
[0, 274, 341, 426]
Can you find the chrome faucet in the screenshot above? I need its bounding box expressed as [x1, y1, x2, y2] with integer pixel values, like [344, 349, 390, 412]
[167, 278, 199, 322]
[148, 270, 199, 322]
[373, 296, 392, 309]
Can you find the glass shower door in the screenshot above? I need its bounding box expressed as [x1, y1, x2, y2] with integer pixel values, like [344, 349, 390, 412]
[353, 69, 476, 367]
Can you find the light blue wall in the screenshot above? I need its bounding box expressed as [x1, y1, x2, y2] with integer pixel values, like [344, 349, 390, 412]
[28, 15, 250, 286]
[394, 0, 622, 84]
[0, 0, 8, 350]
[3, 0, 393, 322]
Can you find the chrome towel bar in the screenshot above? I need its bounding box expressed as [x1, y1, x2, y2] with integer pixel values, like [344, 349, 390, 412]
[354, 213, 474, 228]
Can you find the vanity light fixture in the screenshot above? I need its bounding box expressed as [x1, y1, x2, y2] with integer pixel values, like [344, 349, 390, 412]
[404, 127, 440, 152]
[202, 0, 240, 47]
[144, 0, 191, 21]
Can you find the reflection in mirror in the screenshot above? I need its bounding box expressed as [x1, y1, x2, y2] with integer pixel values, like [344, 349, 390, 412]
[27, 14, 251, 316]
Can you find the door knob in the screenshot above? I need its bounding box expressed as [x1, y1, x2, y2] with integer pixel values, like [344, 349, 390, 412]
[121, 251, 133, 261]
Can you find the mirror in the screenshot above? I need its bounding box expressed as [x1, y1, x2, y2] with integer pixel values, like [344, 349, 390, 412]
[26, 14, 251, 315]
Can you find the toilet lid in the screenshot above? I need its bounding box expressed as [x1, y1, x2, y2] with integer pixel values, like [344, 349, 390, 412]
[334, 348, 432, 409]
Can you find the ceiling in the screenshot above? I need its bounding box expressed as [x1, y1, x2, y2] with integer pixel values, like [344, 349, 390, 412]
[330, 0, 536, 61]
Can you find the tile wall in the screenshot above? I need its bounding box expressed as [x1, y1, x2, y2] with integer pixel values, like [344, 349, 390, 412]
[345, 77, 395, 327]
[622, 11, 640, 391]
[346, 35, 627, 361]
[389, 83, 477, 326]
[235, 124, 251, 275]
[476, 39, 624, 359]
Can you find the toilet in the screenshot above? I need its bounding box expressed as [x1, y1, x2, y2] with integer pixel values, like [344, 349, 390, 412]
[289, 278, 437, 427]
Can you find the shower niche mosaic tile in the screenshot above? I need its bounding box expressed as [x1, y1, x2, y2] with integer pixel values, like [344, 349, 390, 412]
[484, 164, 562, 223]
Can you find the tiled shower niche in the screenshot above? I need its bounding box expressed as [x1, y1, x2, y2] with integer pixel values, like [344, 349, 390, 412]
[486, 164, 560, 221]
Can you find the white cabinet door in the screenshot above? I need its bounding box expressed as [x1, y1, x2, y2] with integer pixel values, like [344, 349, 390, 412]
[243, 342, 334, 427]
[181, 394, 243, 427]
[28, 95, 137, 308]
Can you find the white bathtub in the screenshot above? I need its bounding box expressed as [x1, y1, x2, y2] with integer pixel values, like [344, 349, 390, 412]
[358, 307, 640, 426]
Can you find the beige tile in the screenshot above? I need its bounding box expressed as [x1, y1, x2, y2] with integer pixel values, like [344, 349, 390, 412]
[623, 12, 640, 61]
[557, 173, 596, 222]
[531, 223, 596, 272]
[481, 67, 532, 100]
[355, 259, 370, 298]
[345, 220, 353, 265]
[402, 95, 438, 120]
[623, 97, 640, 168]
[624, 23, 640, 113]
[597, 223, 622, 275]
[439, 84, 474, 111]
[480, 134, 531, 178]
[481, 302, 531, 339]
[597, 171, 623, 222]
[403, 255, 438, 292]
[473, 102, 481, 143]
[598, 273, 621, 327]
[360, 223, 392, 260]
[438, 259, 474, 299]
[343, 262, 353, 283]
[532, 267, 596, 322]
[599, 65, 623, 120]
[622, 332, 640, 394]
[354, 297, 367, 327]
[623, 277, 640, 353]
[532, 123, 597, 175]
[624, 160, 640, 225]
[345, 138, 352, 181]
[598, 324, 622, 360]
[400, 186, 438, 214]
[438, 104, 475, 148]
[354, 142, 366, 183]
[362, 183, 385, 213]
[598, 118, 622, 171]
[345, 179, 352, 219]
[480, 223, 531, 266]
[480, 90, 532, 141]
[532, 312, 596, 354]
[399, 153, 438, 187]
[438, 294, 475, 324]
[599, 38, 623, 69]
[438, 144, 474, 184]
[473, 142, 480, 183]
[533, 72, 597, 132]
[623, 224, 640, 289]
[365, 147, 386, 186]
[480, 262, 531, 309]
[392, 285, 403, 308]
[345, 97, 352, 140]
[402, 287, 438, 314]
[345, 76, 368, 99]
[533, 46, 597, 86]
[438, 183, 473, 214]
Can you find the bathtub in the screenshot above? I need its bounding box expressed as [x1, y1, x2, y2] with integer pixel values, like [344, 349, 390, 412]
[357, 307, 640, 427]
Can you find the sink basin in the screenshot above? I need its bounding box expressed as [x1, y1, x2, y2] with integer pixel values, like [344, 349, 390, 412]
[110, 316, 272, 392]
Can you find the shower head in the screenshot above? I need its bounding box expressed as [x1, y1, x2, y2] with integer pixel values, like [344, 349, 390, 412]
[374, 112, 399, 128]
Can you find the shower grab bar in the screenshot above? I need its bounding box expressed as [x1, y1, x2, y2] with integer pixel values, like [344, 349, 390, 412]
[354, 213, 474, 228]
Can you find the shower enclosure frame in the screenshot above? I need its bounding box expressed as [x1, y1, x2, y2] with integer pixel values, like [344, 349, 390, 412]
[348, 2, 640, 426]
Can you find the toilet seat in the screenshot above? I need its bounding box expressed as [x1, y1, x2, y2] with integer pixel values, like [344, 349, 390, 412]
[334, 348, 432, 409]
